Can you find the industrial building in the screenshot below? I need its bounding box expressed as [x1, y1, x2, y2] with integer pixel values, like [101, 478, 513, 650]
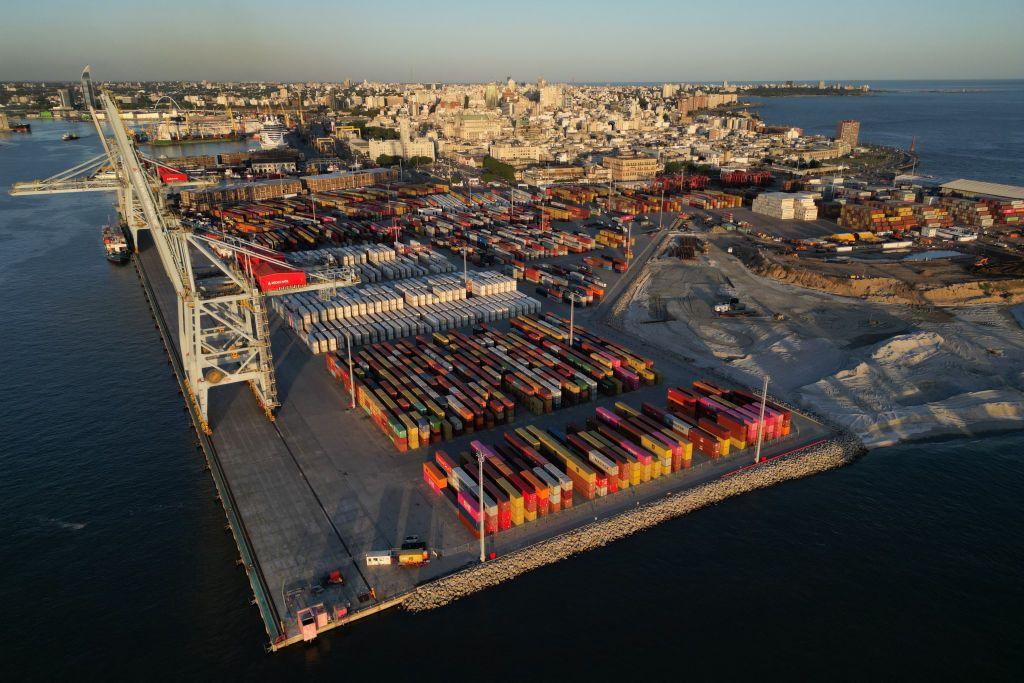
[939, 179, 1024, 202]
[602, 154, 660, 182]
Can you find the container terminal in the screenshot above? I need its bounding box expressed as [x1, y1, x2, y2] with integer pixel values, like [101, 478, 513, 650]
[11, 68, 841, 651]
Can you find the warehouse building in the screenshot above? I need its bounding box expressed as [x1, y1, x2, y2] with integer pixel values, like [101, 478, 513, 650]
[939, 179, 1024, 201]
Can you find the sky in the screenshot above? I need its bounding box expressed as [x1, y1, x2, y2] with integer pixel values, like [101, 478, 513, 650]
[1, 0, 1022, 82]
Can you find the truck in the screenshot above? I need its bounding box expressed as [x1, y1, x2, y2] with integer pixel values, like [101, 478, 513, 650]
[366, 535, 431, 567]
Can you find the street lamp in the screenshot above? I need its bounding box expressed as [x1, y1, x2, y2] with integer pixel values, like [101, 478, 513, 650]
[477, 451, 486, 563]
[568, 297, 575, 346]
[345, 331, 356, 410]
[753, 375, 770, 464]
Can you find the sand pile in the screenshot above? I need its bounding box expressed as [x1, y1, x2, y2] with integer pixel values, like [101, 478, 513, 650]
[799, 327, 1024, 448]
[619, 247, 1024, 449]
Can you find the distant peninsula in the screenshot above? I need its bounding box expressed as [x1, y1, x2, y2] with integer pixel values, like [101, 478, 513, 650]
[741, 86, 874, 97]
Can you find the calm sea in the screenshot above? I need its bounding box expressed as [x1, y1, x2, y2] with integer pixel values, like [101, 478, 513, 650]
[1, 85, 1022, 680]
[745, 79, 1024, 185]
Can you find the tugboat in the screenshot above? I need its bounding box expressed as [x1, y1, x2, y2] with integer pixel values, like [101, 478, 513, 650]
[103, 225, 130, 264]
[62, 131, 80, 141]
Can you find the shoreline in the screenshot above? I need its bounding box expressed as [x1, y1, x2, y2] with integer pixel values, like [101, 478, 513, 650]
[404, 434, 863, 612]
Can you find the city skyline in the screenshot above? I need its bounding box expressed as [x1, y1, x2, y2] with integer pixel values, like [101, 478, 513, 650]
[2, 0, 1022, 82]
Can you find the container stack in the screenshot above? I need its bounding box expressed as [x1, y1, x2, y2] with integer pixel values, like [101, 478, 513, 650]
[941, 198, 995, 229]
[424, 379, 793, 538]
[983, 199, 1024, 227]
[839, 202, 920, 233]
[912, 204, 953, 230]
[271, 272, 543, 353]
[751, 192, 818, 220]
[326, 315, 659, 452]
[466, 272, 517, 297]
[681, 190, 743, 210]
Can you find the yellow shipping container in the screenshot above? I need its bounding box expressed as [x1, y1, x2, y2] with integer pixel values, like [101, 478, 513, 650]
[399, 413, 419, 450]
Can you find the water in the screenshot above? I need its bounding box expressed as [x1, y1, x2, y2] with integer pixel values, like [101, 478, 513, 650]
[2, 103, 1023, 679]
[746, 80, 1024, 185]
[904, 250, 966, 261]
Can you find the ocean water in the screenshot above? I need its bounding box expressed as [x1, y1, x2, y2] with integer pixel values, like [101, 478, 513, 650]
[1, 92, 1022, 679]
[745, 79, 1024, 185]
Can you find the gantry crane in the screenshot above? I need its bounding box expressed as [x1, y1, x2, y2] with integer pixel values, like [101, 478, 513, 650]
[9, 66, 280, 433]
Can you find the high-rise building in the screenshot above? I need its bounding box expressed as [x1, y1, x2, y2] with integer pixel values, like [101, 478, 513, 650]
[538, 84, 563, 111]
[57, 87, 74, 108]
[484, 82, 500, 109]
[80, 65, 98, 110]
[836, 119, 860, 148]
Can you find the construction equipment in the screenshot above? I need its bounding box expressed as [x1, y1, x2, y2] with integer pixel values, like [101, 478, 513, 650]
[9, 66, 280, 432]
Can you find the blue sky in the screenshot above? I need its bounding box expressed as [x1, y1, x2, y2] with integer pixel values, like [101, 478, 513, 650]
[1, 0, 1021, 81]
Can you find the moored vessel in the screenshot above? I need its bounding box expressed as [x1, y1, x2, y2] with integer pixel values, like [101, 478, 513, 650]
[103, 224, 130, 264]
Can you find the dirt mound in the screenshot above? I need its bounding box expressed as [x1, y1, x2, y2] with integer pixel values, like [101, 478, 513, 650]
[754, 261, 1024, 307]
[754, 262, 921, 303]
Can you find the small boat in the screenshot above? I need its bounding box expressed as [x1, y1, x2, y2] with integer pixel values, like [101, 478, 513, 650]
[103, 225, 130, 264]
[62, 132, 79, 141]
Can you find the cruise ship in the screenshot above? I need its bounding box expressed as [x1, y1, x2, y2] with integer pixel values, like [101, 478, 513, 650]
[259, 116, 287, 149]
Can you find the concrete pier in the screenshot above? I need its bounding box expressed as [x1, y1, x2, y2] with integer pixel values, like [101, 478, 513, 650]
[130, 230, 840, 650]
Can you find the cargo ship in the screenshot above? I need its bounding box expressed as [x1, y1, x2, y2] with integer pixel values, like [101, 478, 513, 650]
[103, 225, 130, 264]
[259, 116, 287, 149]
[4, 122, 31, 133]
[149, 132, 245, 147]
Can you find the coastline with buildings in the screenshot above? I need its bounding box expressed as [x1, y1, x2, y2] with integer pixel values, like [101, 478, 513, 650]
[3, 68, 1022, 668]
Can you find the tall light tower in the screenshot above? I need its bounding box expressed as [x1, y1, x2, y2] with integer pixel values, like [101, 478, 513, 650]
[753, 375, 770, 464]
[477, 451, 486, 562]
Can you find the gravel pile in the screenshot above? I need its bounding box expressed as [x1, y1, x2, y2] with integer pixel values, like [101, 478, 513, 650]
[403, 434, 863, 612]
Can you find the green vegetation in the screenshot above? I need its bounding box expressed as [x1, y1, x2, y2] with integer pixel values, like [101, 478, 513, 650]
[348, 118, 397, 139]
[406, 156, 433, 167]
[482, 155, 516, 183]
[373, 155, 433, 168]
[663, 160, 716, 176]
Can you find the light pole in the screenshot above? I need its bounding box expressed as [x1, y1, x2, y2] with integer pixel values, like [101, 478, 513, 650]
[346, 332, 356, 410]
[568, 297, 575, 346]
[626, 222, 632, 268]
[753, 374, 770, 464]
[659, 184, 665, 230]
[463, 246, 468, 285]
[477, 452, 486, 562]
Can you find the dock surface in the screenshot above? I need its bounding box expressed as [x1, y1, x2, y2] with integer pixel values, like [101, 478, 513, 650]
[134, 230, 833, 649]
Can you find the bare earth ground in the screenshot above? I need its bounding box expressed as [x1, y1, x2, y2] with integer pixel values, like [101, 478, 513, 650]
[617, 243, 1024, 449]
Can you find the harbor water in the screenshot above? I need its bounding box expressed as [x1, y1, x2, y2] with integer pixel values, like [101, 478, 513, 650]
[1, 83, 1022, 680]
[746, 79, 1024, 185]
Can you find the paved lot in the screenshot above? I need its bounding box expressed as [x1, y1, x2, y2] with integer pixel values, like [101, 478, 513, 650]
[136, 221, 834, 645]
[704, 207, 840, 240]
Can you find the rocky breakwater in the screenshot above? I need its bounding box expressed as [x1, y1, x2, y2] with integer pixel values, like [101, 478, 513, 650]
[404, 434, 863, 612]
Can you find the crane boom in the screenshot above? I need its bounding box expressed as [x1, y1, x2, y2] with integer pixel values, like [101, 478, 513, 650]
[9, 66, 281, 432]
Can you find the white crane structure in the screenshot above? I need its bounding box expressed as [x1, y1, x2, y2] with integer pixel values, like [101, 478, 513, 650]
[9, 67, 357, 432]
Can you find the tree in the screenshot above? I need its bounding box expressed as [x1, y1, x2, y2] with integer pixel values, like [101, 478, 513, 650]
[376, 154, 401, 167]
[663, 161, 687, 174]
[406, 156, 433, 167]
[482, 156, 516, 183]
